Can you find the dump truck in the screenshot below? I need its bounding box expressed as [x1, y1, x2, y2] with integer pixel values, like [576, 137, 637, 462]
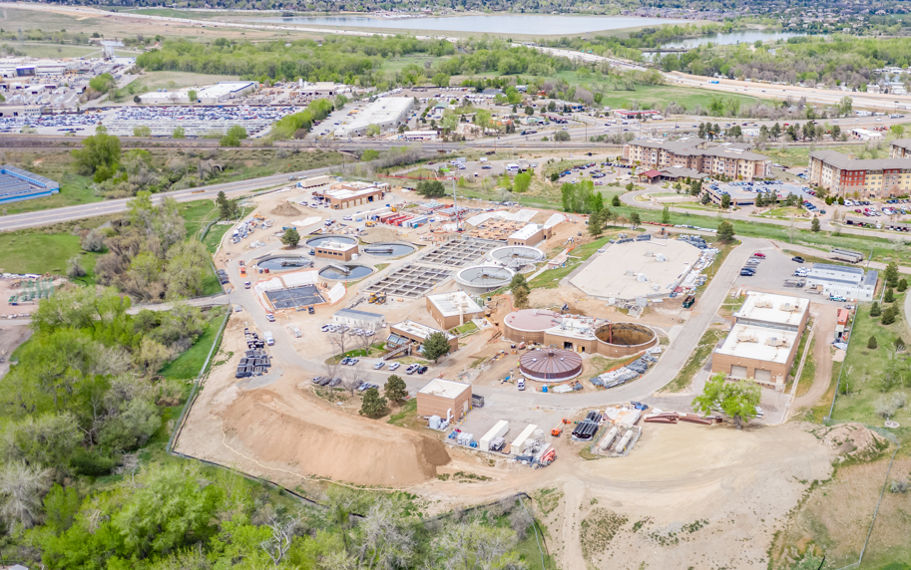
[682, 294, 696, 309]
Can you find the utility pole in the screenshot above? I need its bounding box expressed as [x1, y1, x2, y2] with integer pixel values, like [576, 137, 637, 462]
[451, 176, 461, 232]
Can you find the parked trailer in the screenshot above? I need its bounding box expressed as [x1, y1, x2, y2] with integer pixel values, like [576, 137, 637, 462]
[599, 426, 619, 451]
[784, 278, 806, 288]
[511, 424, 538, 456]
[479, 420, 510, 451]
[830, 248, 864, 264]
[616, 429, 635, 453]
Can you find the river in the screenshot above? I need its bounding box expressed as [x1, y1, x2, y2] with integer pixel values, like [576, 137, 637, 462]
[254, 14, 692, 35]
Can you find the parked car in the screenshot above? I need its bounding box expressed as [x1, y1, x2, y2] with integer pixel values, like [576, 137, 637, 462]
[752, 252, 766, 258]
[792, 256, 805, 263]
[373, 361, 385, 370]
[388, 362, 401, 371]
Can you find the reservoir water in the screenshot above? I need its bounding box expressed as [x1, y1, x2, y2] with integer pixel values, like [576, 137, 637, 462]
[660, 30, 808, 49]
[256, 14, 691, 35]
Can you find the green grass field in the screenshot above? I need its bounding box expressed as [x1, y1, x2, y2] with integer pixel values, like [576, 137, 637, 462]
[553, 79, 761, 113]
[0, 232, 101, 278]
[133, 70, 241, 92]
[381, 55, 451, 72]
[14, 42, 103, 58]
[159, 310, 226, 380]
[832, 292, 908, 424]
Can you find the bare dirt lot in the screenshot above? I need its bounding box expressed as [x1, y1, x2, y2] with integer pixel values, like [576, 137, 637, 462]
[175, 313, 451, 488]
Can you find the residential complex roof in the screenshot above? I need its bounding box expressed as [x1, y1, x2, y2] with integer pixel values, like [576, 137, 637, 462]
[810, 149, 911, 171]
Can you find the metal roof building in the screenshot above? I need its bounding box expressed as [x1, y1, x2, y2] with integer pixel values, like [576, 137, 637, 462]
[0, 165, 60, 204]
[519, 348, 583, 382]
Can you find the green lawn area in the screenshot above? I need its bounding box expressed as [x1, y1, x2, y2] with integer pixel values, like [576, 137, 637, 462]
[123, 71, 241, 97]
[761, 145, 861, 168]
[759, 206, 806, 219]
[453, 321, 479, 335]
[560, 81, 760, 114]
[179, 199, 219, 240]
[528, 235, 611, 289]
[832, 292, 907, 424]
[662, 328, 728, 393]
[795, 337, 817, 398]
[15, 42, 103, 58]
[159, 309, 226, 380]
[0, 232, 101, 279]
[381, 55, 451, 72]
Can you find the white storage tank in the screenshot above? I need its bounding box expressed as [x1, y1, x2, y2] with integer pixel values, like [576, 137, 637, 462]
[616, 429, 634, 452]
[599, 426, 619, 451]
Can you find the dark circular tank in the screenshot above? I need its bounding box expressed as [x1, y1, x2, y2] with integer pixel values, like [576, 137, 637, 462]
[318, 264, 373, 280]
[361, 242, 416, 257]
[595, 323, 657, 346]
[306, 235, 357, 248]
[257, 255, 312, 271]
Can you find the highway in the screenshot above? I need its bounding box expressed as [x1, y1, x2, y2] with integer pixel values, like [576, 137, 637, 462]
[0, 165, 333, 232]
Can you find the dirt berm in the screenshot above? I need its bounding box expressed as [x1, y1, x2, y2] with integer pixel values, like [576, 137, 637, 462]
[223, 389, 450, 486]
[271, 202, 303, 217]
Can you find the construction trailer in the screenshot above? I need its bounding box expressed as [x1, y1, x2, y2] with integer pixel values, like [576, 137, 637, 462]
[510, 424, 538, 456]
[479, 420, 510, 451]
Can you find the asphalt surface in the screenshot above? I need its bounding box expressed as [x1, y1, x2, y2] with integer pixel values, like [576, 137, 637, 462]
[0, 165, 334, 232]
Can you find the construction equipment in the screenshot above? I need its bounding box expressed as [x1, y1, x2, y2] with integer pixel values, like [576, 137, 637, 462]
[368, 291, 387, 304]
[551, 419, 570, 437]
[365, 221, 376, 227]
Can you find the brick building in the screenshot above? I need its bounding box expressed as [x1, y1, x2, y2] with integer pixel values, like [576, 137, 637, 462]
[623, 138, 771, 181]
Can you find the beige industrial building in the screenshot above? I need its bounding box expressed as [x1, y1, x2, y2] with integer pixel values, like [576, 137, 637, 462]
[388, 320, 459, 354]
[317, 182, 389, 209]
[808, 141, 911, 198]
[502, 309, 657, 357]
[313, 239, 359, 261]
[425, 291, 486, 330]
[711, 291, 809, 386]
[507, 223, 551, 247]
[416, 379, 472, 418]
[623, 138, 771, 181]
[570, 238, 703, 301]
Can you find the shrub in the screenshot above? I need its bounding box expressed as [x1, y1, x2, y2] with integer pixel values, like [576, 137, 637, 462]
[884, 288, 895, 303]
[899, 278, 908, 293]
[868, 335, 878, 349]
[882, 307, 896, 325]
[870, 301, 882, 317]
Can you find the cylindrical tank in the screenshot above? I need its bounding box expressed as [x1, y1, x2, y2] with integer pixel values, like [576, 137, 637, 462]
[616, 429, 635, 452]
[599, 426, 619, 451]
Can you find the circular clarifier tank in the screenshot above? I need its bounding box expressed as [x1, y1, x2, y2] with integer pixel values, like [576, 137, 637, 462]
[306, 235, 357, 248]
[519, 348, 583, 382]
[454, 264, 515, 294]
[318, 264, 373, 281]
[360, 242, 416, 257]
[257, 255, 312, 271]
[487, 245, 546, 267]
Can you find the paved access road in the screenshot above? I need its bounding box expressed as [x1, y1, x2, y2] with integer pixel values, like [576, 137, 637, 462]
[0, 165, 335, 232]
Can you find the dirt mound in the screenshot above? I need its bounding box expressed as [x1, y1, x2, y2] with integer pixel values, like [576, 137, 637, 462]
[361, 226, 402, 244]
[812, 423, 889, 462]
[271, 201, 302, 217]
[222, 388, 450, 486]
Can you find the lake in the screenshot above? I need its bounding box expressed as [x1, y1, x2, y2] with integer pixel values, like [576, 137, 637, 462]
[661, 30, 808, 49]
[256, 14, 692, 36]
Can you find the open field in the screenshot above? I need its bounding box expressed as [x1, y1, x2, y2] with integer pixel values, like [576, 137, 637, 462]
[558, 80, 762, 112]
[159, 309, 226, 380]
[134, 70, 241, 91]
[381, 55, 452, 72]
[0, 231, 101, 278]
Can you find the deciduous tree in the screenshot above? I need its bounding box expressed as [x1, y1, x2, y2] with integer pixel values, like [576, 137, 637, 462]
[691, 374, 761, 429]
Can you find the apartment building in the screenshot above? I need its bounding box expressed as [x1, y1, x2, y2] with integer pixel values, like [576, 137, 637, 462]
[808, 143, 911, 198]
[623, 138, 771, 181]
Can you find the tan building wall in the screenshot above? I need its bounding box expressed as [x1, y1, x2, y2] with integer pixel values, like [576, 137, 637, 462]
[416, 389, 471, 418]
[503, 323, 546, 345]
[507, 226, 551, 246]
[711, 352, 793, 385]
[328, 188, 384, 209]
[425, 298, 482, 330]
[505, 327, 658, 356]
[314, 245, 358, 261]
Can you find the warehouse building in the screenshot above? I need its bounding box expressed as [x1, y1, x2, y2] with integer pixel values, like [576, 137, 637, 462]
[507, 223, 551, 247]
[416, 378, 472, 418]
[712, 291, 810, 385]
[334, 96, 414, 137]
[426, 291, 485, 330]
[805, 263, 878, 301]
[388, 320, 459, 354]
[313, 239, 359, 261]
[319, 182, 388, 209]
[0, 165, 60, 204]
[196, 81, 256, 104]
[332, 308, 386, 329]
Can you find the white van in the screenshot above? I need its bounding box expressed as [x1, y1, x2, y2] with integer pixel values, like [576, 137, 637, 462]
[517, 378, 526, 391]
[264, 331, 274, 346]
[505, 163, 520, 173]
